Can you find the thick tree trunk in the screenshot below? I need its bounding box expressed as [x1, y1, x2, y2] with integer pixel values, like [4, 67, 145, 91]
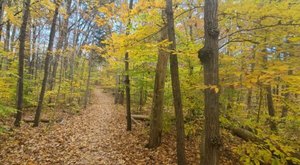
[166, 0, 186, 164]
[124, 51, 132, 131]
[198, 0, 220, 164]
[14, 0, 31, 127]
[124, 0, 134, 131]
[33, 3, 59, 127]
[147, 11, 169, 148]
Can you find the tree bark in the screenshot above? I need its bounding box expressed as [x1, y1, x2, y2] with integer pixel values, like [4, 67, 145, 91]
[257, 86, 263, 123]
[33, 2, 59, 127]
[114, 74, 124, 105]
[84, 53, 92, 108]
[147, 10, 169, 148]
[266, 85, 277, 131]
[10, 23, 16, 52]
[0, 0, 4, 41]
[69, 0, 80, 104]
[166, 0, 186, 164]
[14, 0, 31, 127]
[281, 67, 293, 118]
[29, 24, 37, 77]
[198, 0, 220, 164]
[124, 0, 134, 131]
[3, 16, 10, 70]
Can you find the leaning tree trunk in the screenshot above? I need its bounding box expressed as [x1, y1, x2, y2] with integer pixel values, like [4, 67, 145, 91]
[49, 14, 69, 103]
[124, 0, 134, 131]
[14, 0, 31, 127]
[147, 10, 169, 149]
[198, 0, 221, 164]
[33, 2, 59, 127]
[166, 0, 186, 164]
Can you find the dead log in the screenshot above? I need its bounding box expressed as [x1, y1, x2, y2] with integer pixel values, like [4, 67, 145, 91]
[224, 125, 300, 165]
[23, 118, 63, 123]
[225, 125, 263, 143]
[131, 114, 149, 121]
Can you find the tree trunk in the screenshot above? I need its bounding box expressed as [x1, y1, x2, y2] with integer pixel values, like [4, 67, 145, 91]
[33, 2, 59, 127]
[138, 72, 145, 111]
[84, 54, 92, 108]
[10, 23, 16, 52]
[0, 0, 5, 70]
[147, 10, 169, 148]
[69, 0, 79, 104]
[266, 85, 277, 131]
[114, 74, 124, 105]
[56, 0, 72, 103]
[166, 0, 186, 164]
[29, 24, 37, 77]
[0, 0, 4, 41]
[3, 16, 11, 70]
[257, 86, 263, 123]
[1, 0, 11, 70]
[281, 67, 293, 118]
[14, 0, 31, 127]
[198, 0, 220, 164]
[49, 17, 67, 103]
[247, 88, 252, 110]
[124, 0, 134, 131]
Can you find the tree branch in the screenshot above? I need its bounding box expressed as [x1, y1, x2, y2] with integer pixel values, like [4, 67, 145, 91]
[219, 23, 300, 41]
[219, 39, 260, 50]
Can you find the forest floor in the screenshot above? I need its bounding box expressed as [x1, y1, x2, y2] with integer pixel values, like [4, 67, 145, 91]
[0, 87, 237, 165]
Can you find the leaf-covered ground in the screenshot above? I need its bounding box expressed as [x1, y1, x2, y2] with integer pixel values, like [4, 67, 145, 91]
[0, 88, 237, 164]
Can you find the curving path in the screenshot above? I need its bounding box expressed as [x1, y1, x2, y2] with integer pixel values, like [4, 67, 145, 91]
[0, 88, 183, 165]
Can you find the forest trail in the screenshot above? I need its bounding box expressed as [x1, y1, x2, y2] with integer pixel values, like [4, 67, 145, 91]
[0, 87, 188, 165]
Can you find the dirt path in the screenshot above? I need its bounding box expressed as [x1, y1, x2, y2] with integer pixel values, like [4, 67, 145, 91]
[0, 88, 189, 165]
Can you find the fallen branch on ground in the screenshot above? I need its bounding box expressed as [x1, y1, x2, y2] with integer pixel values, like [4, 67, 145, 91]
[131, 114, 149, 121]
[23, 118, 63, 123]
